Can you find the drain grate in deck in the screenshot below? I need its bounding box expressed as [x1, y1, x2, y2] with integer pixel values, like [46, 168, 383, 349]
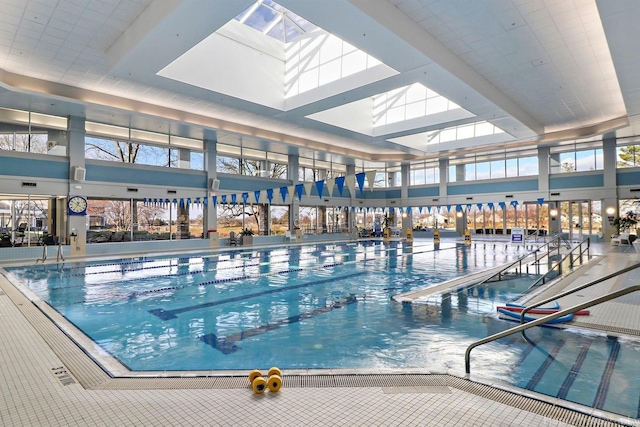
[51, 366, 76, 386]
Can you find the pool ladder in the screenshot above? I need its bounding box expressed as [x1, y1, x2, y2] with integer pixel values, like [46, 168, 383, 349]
[35, 243, 66, 264]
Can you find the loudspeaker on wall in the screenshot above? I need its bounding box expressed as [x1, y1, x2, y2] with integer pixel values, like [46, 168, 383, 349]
[211, 178, 220, 190]
[73, 166, 86, 181]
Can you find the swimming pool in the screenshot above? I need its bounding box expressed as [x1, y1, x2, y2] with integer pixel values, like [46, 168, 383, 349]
[4, 240, 640, 419]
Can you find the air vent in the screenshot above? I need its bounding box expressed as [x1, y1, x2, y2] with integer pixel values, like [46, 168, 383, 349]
[390, 200, 396, 204]
[22, 182, 37, 187]
[630, 188, 640, 192]
[432, 198, 439, 202]
[505, 195, 513, 198]
[551, 192, 560, 196]
[127, 188, 138, 192]
[167, 190, 177, 194]
[466, 197, 473, 200]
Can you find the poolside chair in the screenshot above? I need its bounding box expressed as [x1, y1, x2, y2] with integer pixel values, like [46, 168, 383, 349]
[0, 234, 12, 247]
[229, 231, 238, 246]
[611, 232, 631, 246]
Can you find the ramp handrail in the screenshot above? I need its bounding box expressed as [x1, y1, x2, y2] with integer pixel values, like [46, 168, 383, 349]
[519, 259, 640, 325]
[471, 235, 563, 286]
[465, 284, 640, 374]
[525, 237, 590, 291]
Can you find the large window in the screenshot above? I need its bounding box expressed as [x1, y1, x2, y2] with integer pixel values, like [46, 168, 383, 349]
[0, 107, 68, 156]
[449, 153, 538, 182]
[617, 144, 640, 168]
[410, 162, 439, 185]
[85, 122, 203, 170]
[550, 144, 603, 173]
[0, 197, 51, 247]
[87, 198, 204, 243]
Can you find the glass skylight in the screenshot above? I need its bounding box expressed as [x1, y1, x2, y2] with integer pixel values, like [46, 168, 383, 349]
[235, 0, 316, 43]
[426, 121, 504, 145]
[373, 83, 463, 127]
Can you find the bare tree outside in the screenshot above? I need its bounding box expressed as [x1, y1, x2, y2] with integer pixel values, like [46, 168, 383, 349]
[216, 157, 288, 235]
[0, 133, 48, 153]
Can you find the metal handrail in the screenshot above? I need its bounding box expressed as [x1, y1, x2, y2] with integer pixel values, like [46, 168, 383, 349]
[56, 243, 65, 263]
[520, 260, 640, 326]
[471, 235, 563, 286]
[524, 237, 590, 291]
[35, 244, 47, 264]
[465, 284, 640, 374]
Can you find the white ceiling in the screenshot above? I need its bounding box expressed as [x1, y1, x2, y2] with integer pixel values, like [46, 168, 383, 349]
[0, 0, 639, 167]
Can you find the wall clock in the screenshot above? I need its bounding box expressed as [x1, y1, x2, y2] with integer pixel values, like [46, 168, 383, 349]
[68, 196, 88, 216]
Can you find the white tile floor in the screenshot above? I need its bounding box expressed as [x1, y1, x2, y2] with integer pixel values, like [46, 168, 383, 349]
[1, 242, 638, 426]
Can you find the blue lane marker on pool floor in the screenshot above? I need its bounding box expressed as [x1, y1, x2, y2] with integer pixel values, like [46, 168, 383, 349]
[149, 272, 363, 320]
[200, 294, 358, 354]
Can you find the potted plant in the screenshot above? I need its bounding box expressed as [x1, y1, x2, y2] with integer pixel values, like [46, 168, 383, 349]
[240, 228, 254, 246]
[613, 211, 638, 234]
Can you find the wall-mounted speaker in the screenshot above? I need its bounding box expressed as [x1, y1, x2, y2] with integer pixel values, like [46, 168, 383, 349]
[73, 166, 86, 182]
[211, 178, 220, 190]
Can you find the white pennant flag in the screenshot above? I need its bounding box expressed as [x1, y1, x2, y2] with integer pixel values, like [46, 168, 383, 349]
[365, 170, 377, 191]
[304, 182, 313, 198]
[325, 177, 335, 197]
[346, 174, 356, 196]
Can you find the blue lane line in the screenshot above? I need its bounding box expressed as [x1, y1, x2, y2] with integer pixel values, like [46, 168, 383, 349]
[593, 337, 621, 409]
[200, 295, 358, 354]
[556, 338, 593, 399]
[148, 271, 364, 320]
[525, 340, 565, 391]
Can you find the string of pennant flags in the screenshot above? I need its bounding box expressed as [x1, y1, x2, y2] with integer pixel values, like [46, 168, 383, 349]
[142, 170, 546, 214]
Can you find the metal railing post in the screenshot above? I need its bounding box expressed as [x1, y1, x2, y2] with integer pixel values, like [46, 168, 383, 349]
[466, 284, 640, 374]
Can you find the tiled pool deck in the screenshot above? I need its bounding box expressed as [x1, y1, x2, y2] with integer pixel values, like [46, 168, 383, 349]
[1, 240, 638, 426]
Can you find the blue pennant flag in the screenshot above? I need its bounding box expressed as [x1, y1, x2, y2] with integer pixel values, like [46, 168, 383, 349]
[456, 205, 462, 212]
[279, 186, 288, 203]
[488, 202, 494, 210]
[179, 198, 184, 208]
[419, 206, 423, 213]
[447, 205, 451, 212]
[315, 180, 324, 198]
[212, 195, 217, 206]
[510, 200, 518, 208]
[477, 203, 483, 211]
[427, 206, 431, 213]
[221, 195, 227, 204]
[242, 192, 249, 205]
[195, 197, 200, 205]
[407, 207, 411, 214]
[203, 197, 208, 207]
[498, 201, 506, 210]
[355, 172, 365, 193]
[335, 176, 345, 196]
[466, 204, 472, 211]
[295, 183, 304, 201]
[231, 194, 237, 205]
[187, 198, 191, 206]
[537, 198, 544, 205]
[266, 188, 274, 204]
[254, 190, 261, 204]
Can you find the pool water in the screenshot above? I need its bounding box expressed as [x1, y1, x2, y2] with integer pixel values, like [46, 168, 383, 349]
[4, 240, 640, 419]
